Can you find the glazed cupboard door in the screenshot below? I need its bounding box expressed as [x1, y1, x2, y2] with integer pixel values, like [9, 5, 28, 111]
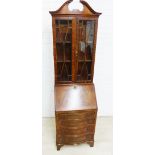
[75, 18, 97, 83]
[53, 17, 75, 83]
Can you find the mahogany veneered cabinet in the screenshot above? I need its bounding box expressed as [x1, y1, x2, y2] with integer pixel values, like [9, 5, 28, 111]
[49, 0, 101, 150]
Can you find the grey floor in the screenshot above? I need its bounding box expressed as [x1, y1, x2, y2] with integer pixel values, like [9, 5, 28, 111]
[42, 117, 113, 155]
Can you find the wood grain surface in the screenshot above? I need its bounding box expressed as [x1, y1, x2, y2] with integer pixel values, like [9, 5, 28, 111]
[49, 0, 101, 151]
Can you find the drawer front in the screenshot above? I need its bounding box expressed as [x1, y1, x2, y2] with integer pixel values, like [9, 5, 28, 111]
[60, 119, 86, 127]
[57, 125, 95, 135]
[57, 117, 96, 127]
[57, 134, 94, 144]
[61, 127, 87, 135]
[57, 113, 86, 120]
[63, 135, 87, 144]
[57, 110, 96, 120]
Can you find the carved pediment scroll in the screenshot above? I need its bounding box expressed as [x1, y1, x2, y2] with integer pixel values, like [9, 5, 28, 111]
[49, 0, 101, 16]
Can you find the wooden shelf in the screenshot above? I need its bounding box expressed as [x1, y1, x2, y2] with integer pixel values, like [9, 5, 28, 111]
[56, 41, 71, 44]
[78, 60, 92, 62]
[56, 26, 72, 28]
[57, 60, 71, 63]
[77, 74, 91, 81]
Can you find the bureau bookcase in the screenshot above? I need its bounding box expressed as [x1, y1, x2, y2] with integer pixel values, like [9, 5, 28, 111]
[49, 0, 101, 150]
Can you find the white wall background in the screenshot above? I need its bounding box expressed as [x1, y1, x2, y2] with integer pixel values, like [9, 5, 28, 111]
[42, 0, 113, 117]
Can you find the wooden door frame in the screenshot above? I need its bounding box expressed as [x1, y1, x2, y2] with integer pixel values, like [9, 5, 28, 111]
[52, 16, 99, 84]
[74, 17, 99, 83]
[52, 16, 76, 84]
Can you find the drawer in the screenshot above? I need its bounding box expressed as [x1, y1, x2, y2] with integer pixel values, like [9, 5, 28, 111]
[61, 126, 87, 135]
[60, 119, 86, 127]
[57, 125, 95, 135]
[57, 111, 96, 120]
[56, 133, 94, 144]
[63, 134, 86, 144]
[57, 112, 86, 120]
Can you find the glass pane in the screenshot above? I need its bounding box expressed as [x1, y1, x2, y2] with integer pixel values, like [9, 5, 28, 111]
[76, 20, 95, 82]
[55, 20, 72, 82]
